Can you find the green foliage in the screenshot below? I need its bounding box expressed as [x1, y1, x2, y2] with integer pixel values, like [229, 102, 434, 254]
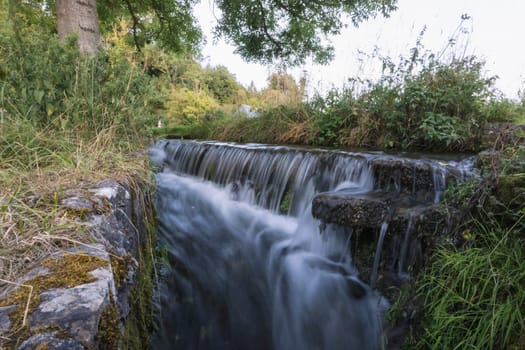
[0, 12, 167, 170]
[442, 179, 479, 210]
[214, 0, 397, 65]
[303, 30, 500, 151]
[14, 0, 400, 67]
[165, 88, 220, 125]
[309, 88, 358, 146]
[412, 218, 525, 349]
[0, 29, 159, 133]
[261, 72, 305, 107]
[209, 33, 521, 152]
[483, 96, 525, 123]
[202, 66, 241, 104]
[16, 0, 203, 55]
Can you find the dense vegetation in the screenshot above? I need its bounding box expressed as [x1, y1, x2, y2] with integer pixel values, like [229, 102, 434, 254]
[1, 1, 524, 349]
[209, 38, 525, 152]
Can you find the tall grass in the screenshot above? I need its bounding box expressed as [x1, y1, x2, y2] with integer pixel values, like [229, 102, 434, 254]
[412, 217, 525, 349]
[212, 104, 315, 145]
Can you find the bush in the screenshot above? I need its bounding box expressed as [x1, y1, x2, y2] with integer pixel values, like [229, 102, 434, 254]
[322, 54, 496, 151]
[165, 88, 219, 125]
[0, 27, 160, 138]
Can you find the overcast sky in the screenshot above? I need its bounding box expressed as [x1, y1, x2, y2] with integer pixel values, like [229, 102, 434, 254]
[196, 0, 525, 98]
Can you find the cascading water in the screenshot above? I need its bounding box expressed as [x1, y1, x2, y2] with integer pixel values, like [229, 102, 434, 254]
[397, 214, 415, 277]
[370, 221, 389, 289]
[149, 140, 475, 350]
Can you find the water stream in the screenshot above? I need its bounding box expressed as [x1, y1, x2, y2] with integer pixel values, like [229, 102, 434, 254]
[149, 140, 475, 350]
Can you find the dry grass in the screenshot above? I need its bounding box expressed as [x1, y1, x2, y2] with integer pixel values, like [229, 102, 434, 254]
[0, 124, 152, 293]
[277, 117, 317, 145]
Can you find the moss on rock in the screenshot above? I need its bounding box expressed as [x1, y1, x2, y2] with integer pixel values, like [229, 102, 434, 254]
[0, 253, 109, 347]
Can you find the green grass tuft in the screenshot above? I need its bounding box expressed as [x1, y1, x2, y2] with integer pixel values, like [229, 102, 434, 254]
[412, 217, 525, 350]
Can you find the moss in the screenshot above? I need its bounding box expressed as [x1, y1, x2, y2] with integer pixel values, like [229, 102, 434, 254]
[121, 224, 155, 349]
[95, 292, 120, 350]
[110, 253, 133, 290]
[120, 184, 156, 350]
[279, 190, 291, 214]
[0, 253, 109, 347]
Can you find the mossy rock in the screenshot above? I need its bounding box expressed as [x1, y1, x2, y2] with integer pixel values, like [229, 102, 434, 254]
[496, 174, 525, 209]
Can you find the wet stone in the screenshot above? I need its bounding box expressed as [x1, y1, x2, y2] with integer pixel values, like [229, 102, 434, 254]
[312, 190, 434, 229]
[312, 191, 391, 228]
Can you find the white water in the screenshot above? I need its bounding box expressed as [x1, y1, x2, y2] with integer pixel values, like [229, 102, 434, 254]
[153, 173, 385, 349]
[149, 140, 476, 349]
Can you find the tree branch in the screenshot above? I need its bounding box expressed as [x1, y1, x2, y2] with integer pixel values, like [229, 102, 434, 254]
[124, 0, 141, 52]
[256, 0, 283, 50]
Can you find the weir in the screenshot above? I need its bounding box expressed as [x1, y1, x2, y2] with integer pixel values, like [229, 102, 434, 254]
[149, 140, 476, 349]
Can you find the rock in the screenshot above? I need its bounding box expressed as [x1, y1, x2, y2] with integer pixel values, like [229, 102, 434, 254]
[17, 332, 85, 350]
[312, 191, 392, 229]
[312, 190, 443, 232]
[496, 174, 525, 207]
[59, 196, 96, 213]
[369, 158, 461, 202]
[0, 305, 15, 333]
[312, 188, 457, 292]
[29, 267, 116, 348]
[0, 178, 154, 349]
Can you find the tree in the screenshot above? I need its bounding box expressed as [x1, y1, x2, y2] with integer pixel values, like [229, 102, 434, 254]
[214, 0, 397, 65]
[262, 72, 303, 106]
[203, 66, 241, 104]
[56, 0, 100, 54]
[20, 0, 398, 64]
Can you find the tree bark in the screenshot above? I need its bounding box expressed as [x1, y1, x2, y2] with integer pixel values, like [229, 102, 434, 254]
[56, 0, 100, 54]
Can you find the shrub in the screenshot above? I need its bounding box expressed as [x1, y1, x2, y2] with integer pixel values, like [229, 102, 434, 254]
[305, 51, 498, 151]
[165, 88, 219, 125]
[0, 25, 160, 137]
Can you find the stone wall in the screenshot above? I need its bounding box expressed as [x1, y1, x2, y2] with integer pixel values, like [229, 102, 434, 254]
[0, 179, 155, 349]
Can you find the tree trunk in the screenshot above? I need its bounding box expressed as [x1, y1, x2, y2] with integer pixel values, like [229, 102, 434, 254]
[56, 0, 100, 54]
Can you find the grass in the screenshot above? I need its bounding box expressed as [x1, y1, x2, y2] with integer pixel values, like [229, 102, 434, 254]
[0, 118, 154, 346]
[0, 117, 152, 290]
[211, 105, 316, 145]
[410, 216, 525, 350]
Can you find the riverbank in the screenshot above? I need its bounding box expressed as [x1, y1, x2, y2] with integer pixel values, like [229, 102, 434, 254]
[0, 133, 157, 348]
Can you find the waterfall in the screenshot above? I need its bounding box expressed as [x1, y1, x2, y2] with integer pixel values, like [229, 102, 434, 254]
[149, 140, 475, 349]
[152, 172, 385, 349]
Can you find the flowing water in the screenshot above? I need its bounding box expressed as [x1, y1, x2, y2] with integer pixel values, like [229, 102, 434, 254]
[149, 140, 475, 350]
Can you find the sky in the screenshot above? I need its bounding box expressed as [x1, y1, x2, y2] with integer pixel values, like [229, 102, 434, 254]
[195, 0, 525, 99]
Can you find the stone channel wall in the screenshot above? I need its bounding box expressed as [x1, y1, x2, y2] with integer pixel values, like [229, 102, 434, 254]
[0, 179, 155, 349]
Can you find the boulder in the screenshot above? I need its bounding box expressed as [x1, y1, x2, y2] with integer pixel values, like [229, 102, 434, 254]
[0, 179, 153, 349]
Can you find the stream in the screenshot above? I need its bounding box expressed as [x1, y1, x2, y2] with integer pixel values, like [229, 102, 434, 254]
[149, 140, 475, 350]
